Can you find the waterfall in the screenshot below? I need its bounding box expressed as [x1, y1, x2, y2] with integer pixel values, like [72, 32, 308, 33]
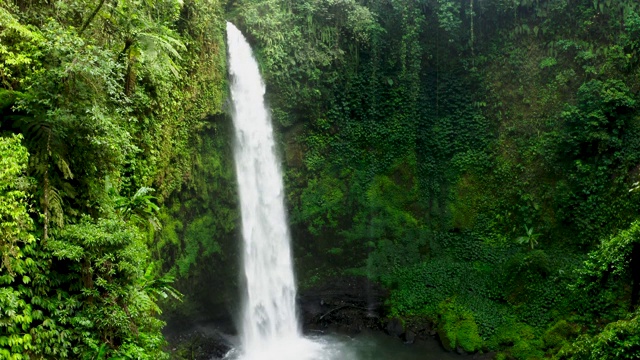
[226, 22, 322, 360]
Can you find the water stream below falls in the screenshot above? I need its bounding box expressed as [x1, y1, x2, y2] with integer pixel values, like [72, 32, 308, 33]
[226, 22, 461, 360]
[222, 330, 463, 360]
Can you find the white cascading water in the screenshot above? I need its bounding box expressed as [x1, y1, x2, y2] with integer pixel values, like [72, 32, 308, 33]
[225, 22, 325, 360]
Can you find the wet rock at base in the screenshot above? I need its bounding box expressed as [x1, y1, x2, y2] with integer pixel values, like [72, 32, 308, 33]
[473, 351, 498, 360]
[403, 330, 416, 344]
[163, 316, 235, 360]
[385, 318, 405, 337]
[299, 275, 387, 334]
[437, 327, 454, 352]
[166, 328, 232, 360]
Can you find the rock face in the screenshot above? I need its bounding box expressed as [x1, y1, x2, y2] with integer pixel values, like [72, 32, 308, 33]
[163, 314, 236, 360]
[298, 276, 387, 334]
[164, 324, 233, 360]
[473, 352, 498, 359]
[299, 276, 445, 349]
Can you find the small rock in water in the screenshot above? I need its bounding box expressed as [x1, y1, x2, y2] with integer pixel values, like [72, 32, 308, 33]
[403, 330, 416, 344]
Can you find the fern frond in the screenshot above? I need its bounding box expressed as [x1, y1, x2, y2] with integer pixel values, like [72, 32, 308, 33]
[48, 187, 65, 228]
[54, 154, 73, 180]
[0, 7, 44, 43]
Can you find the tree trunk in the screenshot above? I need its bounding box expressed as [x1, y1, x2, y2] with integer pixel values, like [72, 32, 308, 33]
[43, 130, 51, 241]
[631, 242, 640, 309]
[122, 39, 136, 96]
[470, 0, 474, 56]
[79, 0, 107, 35]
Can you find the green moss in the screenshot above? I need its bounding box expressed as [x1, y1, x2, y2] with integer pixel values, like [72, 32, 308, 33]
[172, 213, 223, 277]
[511, 338, 544, 360]
[437, 299, 483, 353]
[158, 209, 183, 249]
[490, 321, 530, 348]
[489, 320, 546, 360]
[542, 320, 578, 350]
[457, 318, 483, 353]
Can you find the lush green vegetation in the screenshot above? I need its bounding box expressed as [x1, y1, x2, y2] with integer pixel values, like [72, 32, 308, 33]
[0, 0, 233, 358]
[4, 0, 640, 358]
[229, 0, 640, 358]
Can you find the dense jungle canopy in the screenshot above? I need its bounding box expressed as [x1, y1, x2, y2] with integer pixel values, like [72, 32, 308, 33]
[2, 0, 640, 359]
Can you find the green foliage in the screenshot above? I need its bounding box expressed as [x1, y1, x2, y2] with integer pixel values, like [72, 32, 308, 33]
[114, 186, 161, 230]
[175, 213, 223, 277]
[567, 220, 640, 325]
[298, 173, 346, 236]
[0, 134, 34, 273]
[0, 0, 229, 357]
[47, 216, 169, 359]
[543, 320, 579, 351]
[516, 225, 541, 250]
[238, 0, 640, 358]
[231, 0, 377, 125]
[489, 321, 545, 360]
[503, 250, 551, 303]
[384, 232, 511, 340]
[0, 134, 37, 359]
[579, 221, 640, 289]
[246, 0, 640, 359]
[556, 312, 640, 360]
[4, 0, 640, 357]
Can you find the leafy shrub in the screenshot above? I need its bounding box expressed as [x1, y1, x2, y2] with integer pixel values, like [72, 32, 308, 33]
[556, 312, 640, 360]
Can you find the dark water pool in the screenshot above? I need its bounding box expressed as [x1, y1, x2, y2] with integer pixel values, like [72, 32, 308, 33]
[222, 330, 465, 360]
[318, 330, 463, 360]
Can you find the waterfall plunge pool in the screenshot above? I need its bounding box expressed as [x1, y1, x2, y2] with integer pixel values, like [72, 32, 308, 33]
[221, 330, 464, 360]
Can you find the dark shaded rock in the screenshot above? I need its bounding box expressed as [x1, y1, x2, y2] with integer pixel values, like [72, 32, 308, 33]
[456, 345, 465, 355]
[401, 317, 435, 340]
[473, 351, 497, 360]
[403, 330, 416, 344]
[298, 275, 387, 334]
[385, 318, 404, 337]
[437, 328, 453, 352]
[163, 317, 235, 360]
[165, 327, 232, 360]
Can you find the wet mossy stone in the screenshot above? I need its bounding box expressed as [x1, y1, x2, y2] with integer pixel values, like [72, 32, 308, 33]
[456, 318, 482, 352]
[404, 330, 416, 344]
[436, 300, 482, 353]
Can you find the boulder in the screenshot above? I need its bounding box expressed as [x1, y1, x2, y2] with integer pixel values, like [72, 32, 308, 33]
[385, 318, 404, 337]
[403, 330, 416, 344]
